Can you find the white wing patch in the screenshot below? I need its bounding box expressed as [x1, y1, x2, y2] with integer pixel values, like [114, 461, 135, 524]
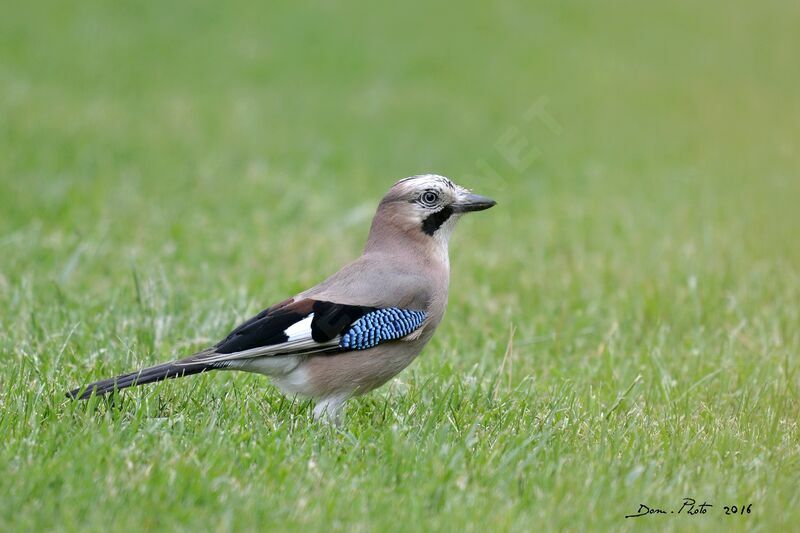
[284, 313, 314, 342]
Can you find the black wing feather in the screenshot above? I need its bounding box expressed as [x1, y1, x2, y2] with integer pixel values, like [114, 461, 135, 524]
[213, 299, 374, 355]
[215, 305, 308, 354]
[309, 301, 375, 342]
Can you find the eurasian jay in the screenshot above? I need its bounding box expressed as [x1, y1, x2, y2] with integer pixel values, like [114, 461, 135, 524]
[68, 175, 496, 422]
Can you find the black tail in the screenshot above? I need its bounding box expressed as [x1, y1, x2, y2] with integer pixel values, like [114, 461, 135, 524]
[66, 356, 216, 400]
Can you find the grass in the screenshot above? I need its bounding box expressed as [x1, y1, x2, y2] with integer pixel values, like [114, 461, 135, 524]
[1, 0, 799, 530]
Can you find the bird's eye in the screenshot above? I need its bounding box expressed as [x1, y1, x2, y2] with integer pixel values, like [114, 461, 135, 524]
[420, 191, 440, 206]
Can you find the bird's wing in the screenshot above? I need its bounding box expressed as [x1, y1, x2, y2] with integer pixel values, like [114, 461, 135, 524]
[181, 298, 427, 366]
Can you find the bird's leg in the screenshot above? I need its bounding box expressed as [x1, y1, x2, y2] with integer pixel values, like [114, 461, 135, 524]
[313, 395, 348, 426]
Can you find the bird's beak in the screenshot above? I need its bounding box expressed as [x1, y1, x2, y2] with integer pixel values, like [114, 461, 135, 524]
[452, 193, 497, 213]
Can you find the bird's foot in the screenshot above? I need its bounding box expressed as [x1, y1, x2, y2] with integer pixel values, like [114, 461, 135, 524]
[313, 395, 348, 427]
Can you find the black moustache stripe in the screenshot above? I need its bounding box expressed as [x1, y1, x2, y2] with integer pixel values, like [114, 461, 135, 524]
[421, 206, 454, 236]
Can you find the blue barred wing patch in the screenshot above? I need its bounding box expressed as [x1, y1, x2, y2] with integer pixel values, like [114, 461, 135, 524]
[339, 308, 427, 350]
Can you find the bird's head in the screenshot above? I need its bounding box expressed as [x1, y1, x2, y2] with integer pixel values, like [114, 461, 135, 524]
[366, 174, 496, 252]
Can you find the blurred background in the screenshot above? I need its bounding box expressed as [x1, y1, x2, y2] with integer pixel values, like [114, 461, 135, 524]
[2, 0, 798, 285]
[1, 0, 798, 530]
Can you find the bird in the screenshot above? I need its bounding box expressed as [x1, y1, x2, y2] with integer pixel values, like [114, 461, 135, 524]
[67, 174, 496, 422]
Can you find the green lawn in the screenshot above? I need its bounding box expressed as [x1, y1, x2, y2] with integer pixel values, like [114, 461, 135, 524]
[1, 0, 798, 530]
